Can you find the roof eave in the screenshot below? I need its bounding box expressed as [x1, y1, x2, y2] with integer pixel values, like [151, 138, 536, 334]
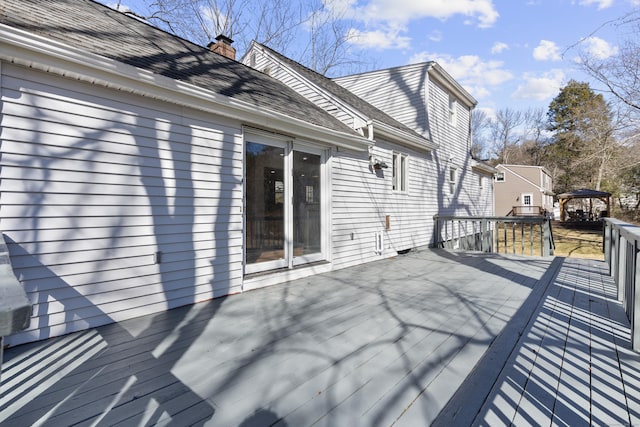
[0, 24, 372, 152]
[472, 161, 498, 175]
[428, 62, 477, 108]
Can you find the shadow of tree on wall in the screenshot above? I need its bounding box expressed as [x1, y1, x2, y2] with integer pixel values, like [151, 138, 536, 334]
[0, 46, 242, 422]
[380, 68, 486, 248]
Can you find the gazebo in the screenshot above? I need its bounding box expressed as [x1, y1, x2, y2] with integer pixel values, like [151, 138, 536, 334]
[557, 188, 611, 222]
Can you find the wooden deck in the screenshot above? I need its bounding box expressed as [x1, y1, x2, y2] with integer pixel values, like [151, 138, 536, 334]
[1, 250, 638, 426]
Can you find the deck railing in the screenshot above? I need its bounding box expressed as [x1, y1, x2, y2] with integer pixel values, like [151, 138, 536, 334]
[603, 218, 640, 352]
[511, 205, 544, 216]
[433, 215, 555, 257]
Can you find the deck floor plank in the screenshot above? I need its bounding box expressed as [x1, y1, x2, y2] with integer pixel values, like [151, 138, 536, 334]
[2, 251, 639, 426]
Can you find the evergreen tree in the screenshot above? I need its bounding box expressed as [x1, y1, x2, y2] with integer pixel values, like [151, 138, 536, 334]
[545, 80, 615, 193]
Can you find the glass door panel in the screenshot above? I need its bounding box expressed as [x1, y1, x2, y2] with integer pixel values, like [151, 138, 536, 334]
[293, 150, 322, 262]
[245, 141, 287, 272]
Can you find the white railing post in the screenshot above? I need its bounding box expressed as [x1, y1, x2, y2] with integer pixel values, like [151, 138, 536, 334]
[634, 241, 640, 352]
[611, 227, 619, 281]
[604, 221, 611, 265]
[618, 233, 627, 302]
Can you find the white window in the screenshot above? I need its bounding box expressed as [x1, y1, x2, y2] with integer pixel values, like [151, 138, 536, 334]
[479, 175, 484, 195]
[495, 172, 505, 182]
[449, 95, 457, 127]
[522, 193, 533, 206]
[449, 167, 457, 194]
[393, 152, 408, 192]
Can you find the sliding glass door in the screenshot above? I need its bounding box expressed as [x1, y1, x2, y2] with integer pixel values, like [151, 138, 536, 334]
[245, 133, 325, 274]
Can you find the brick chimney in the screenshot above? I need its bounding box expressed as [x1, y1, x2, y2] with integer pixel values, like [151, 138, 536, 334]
[208, 35, 236, 60]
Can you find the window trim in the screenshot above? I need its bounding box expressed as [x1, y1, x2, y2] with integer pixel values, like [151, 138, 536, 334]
[449, 95, 458, 127]
[449, 166, 457, 194]
[495, 172, 505, 182]
[392, 152, 409, 193]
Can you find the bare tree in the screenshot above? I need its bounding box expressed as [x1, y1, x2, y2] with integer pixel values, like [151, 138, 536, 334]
[578, 11, 640, 113]
[521, 107, 549, 165]
[488, 108, 524, 163]
[135, 0, 364, 76]
[470, 109, 490, 159]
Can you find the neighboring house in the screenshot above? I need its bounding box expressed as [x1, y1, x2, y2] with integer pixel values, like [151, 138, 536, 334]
[0, 0, 492, 347]
[494, 165, 554, 216]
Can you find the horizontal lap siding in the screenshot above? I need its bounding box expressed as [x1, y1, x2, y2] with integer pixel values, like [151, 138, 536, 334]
[1, 64, 243, 346]
[334, 65, 430, 138]
[337, 66, 493, 223]
[428, 79, 489, 218]
[331, 142, 434, 270]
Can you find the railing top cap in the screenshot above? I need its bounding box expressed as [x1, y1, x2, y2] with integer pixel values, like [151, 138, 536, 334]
[605, 218, 640, 241]
[434, 215, 548, 222]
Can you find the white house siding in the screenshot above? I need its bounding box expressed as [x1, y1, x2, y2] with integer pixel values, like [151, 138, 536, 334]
[331, 141, 435, 270]
[422, 77, 480, 221]
[1, 63, 244, 346]
[336, 65, 491, 224]
[333, 64, 431, 139]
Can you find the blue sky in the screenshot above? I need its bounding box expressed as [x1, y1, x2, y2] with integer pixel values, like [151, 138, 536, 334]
[108, 0, 638, 118]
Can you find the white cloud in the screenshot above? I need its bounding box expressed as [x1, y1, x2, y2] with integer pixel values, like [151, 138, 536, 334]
[346, 28, 411, 50]
[491, 42, 509, 54]
[581, 36, 618, 59]
[578, 0, 614, 9]
[346, 0, 499, 29]
[533, 40, 561, 61]
[409, 52, 513, 100]
[512, 69, 565, 101]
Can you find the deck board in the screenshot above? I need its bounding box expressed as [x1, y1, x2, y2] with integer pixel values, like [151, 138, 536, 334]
[462, 257, 639, 427]
[2, 250, 639, 426]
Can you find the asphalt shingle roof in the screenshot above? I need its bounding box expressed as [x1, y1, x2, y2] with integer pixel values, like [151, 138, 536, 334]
[0, 0, 360, 136]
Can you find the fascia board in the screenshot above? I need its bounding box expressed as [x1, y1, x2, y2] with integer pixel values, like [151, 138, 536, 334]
[0, 24, 372, 152]
[428, 62, 477, 108]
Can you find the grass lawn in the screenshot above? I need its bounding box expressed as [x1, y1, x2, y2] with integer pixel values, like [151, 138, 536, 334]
[491, 221, 604, 260]
[552, 223, 604, 260]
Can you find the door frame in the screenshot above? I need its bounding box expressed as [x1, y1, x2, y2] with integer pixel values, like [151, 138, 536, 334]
[243, 128, 329, 275]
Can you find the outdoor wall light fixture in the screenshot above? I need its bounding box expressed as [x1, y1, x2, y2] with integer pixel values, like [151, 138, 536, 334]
[373, 160, 388, 170]
[369, 155, 388, 170]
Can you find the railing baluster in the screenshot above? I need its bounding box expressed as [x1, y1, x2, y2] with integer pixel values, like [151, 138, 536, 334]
[503, 222, 507, 254]
[530, 222, 534, 256]
[633, 241, 640, 352]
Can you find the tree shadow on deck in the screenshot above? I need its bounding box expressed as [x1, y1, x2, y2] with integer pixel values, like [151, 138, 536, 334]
[0, 247, 223, 425]
[185, 249, 562, 426]
[433, 255, 640, 426]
